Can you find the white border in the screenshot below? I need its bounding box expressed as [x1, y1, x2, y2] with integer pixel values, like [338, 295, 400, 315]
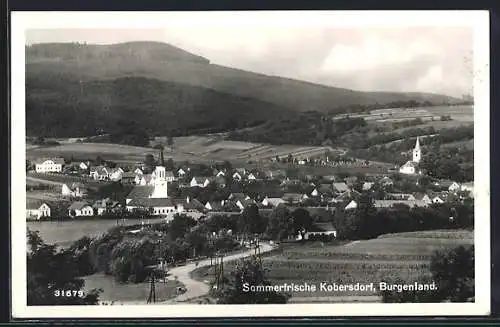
[11, 11, 490, 318]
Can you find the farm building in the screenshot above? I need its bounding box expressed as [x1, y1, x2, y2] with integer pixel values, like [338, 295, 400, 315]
[93, 198, 121, 215]
[68, 201, 94, 217]
[108, 168, 124, 181]
[261, 197, 285, 207]
[333, 182, 349, 193]
[374, 200, 430, 208]
[282, 193, 307, 204]
[190, 177, 212, 188]
[34, 158, 64, 173]
[61, 183, 87, 198]
[301, 222, 337, 240]
[236, 199, 256, 210]
[127, 198, 179, 216]
[344, 200, 358, 211]
[26, 202, 51, 220]
[90, 166, 109, 180]
[121, 172, 137, 184]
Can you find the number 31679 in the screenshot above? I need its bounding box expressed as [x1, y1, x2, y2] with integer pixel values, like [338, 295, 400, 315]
[54, 290, 85, 298]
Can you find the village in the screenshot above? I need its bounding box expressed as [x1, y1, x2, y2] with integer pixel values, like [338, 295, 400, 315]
[26, 137, 474, 241]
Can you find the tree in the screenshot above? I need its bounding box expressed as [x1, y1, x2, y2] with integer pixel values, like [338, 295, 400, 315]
[215, 257, 289, 304]
[238, 205, 266, 237]
[166, 135, 174, 151]
[144, 154, 156, 171]
[27, 229, 101, 305]
[266, 206, 294, 241]
[291, 208, 313, 239]
[95, 156, 104, 166]
[165, 158, 175, 171]
[381, 245, 474, 303]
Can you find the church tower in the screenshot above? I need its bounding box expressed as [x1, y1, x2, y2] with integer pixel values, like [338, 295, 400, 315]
[412, 137, 421, 163]
[150, 166, 169, 198]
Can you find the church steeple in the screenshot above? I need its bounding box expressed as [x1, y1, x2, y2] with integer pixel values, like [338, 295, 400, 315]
[413, 137, 421, 163]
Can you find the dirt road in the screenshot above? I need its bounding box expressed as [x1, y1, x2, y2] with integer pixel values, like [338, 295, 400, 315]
[164, 243, 275, 303]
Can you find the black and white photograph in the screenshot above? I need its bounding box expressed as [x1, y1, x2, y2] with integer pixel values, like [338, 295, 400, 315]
[11, 11, 490, 318]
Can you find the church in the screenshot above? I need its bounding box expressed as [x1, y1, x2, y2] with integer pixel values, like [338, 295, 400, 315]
[399, 137, 422, 175]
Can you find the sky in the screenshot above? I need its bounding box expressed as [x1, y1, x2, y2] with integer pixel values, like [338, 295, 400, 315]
[26, 27, 473, 98]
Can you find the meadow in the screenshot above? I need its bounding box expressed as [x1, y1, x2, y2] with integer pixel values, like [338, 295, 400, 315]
[191, 229, 473, 302]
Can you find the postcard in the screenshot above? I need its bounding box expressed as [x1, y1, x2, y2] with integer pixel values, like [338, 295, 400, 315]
[11, 10, 490, 318]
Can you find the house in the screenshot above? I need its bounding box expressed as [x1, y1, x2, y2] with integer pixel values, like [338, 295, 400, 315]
[68, 201, 94, 217]
[373, 200, 430, 208]
[126, 198, 178, 216]
[79, 162, 89, 170]
[205, 201, 224, 212]
[399, 161, 419, 175]
[228, 193, 250, 201]
[362, 182, 374, 191]
[34, 158, 65, 173]
[139, 174, 154, 186]
[344, 200, 358, 211]
[26, 202, 51, 220]
[215, 169, 226, 177]
[125, 185, 154, 205]
[323, 175, 337, 182]
[431, 195, 446, 204]
[134, 168, 144, 175]
[311, 188, 320, 197]
[461, 182, 474, 192]
[190, 177, 211, 188]
[447, 182, 461, 192]
[236, 199, 256, 211]
[298, 159, 307, 165]
[108, 167, 124, 181]
[333, 182, 349, 194]
[301, 222, 337, 240]
[265, 170, 285, 180]
[61, 183, 86, 198]
[121, 171, 137, 184]
[282, 193, 306, 204]
[93, 198, 121, 215]
[344, 176, 358, 186]
[379, 176, 394, 186]
[247, 173, 258, 181]
[262, 197, 286, 207]
[214, 176, 227, 188]
[177, 168, 187, 177]
[90, 166, 109, 180]
[386, 193, 416, 201]
[232, 172, 243, 181]
[184, 196, 206, 212]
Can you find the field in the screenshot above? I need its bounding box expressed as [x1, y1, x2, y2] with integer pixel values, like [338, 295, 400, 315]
[335, 105, 473, 124]
[191, 229, 473, 303]
[26, 138, 343, 165]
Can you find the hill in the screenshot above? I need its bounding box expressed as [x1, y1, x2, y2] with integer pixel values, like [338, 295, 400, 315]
[26, 42, 459, 117]
[26, 74, 293, 137]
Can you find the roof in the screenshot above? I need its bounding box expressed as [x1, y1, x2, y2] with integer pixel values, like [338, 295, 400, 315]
[126, 186, 154, 200]
[263, 197, 286, 207]
[401, 161, 418, 168]
[122, 172, 136, 178]
[141, 174, 153, 183]
[362, 182, 374, 191]
[68, 201, 91, 210]
[237, 199, 256, 208]
[308, 222, 336, 233]
[26, 201, 49, 210]
[185, 198, 205, 210]
[229, 193, 247, 200]
[90, 166, 108, 175]
[282, 193, 304, 202]
[93, 198, 120, 209]
[206, 201, 224, 211]
[127, 198, 175, 208]
[165, 171, 175, 177]
[333, 182, 349, 192]
[192, 176, 210, 182]
[34, 157, 65, 165]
